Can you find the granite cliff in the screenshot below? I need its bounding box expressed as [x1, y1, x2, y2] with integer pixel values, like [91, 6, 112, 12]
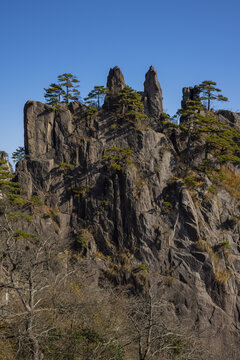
[6, 66, 240, 358]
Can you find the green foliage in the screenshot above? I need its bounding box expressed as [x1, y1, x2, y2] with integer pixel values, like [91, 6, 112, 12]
[68, 184, 92, 198]
[103, 146, 134, 171]
[7, 211, 33, 222]
[0, 160, 29, 208]
[59, 162, 75, 171]
[184, 176, 198, 188]
[45, 327, 124, 360]
[85, 103, 98, 117]
[197, 113, 240, 164]
[76, 234, 87, 249]
[207, 186, 215, 194]
[198, 80, 228, 110]
[215, 241, 231, 250]
[44, 83, 64, 107]
[12, 146, 25, 163]
[176, 87, 240, 167]
[84, 85, 108, 109]
[31, 195, 44, 206]
[44, 73, 80, 106]
[160, 112, 170, 119]
[177, 99, 203, 119]
[167, 275, 173, 286]
[162, 120, 179, 128]
[14, 229, 37, 240]
[110, 163, 122, 171]
[57, 73, 80, 104]
[118, 86, 148, 123]
[137, 264, 149, 271]
[162, 201, 172, 213]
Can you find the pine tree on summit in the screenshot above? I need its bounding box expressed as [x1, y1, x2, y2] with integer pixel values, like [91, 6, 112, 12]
[58, 73, 80, 104]
[84, 86, 108, 109]
[118, 85, 148, 122]
[198, 80, 228, 110]
[44, 83, 63, 106]
[44, 73, 80, 106]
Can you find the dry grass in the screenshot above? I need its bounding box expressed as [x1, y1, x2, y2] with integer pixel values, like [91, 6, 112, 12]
[194, 240, 232, 284]
[213, 166, 240, 199]
[214, 269, 232, 284]
[0, 338, 15, 360]
[194, 240, 219, 266]
[194, 240, 212, 252]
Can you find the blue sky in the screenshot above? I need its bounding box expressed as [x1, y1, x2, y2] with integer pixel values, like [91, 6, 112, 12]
[1, 0, 240, 162]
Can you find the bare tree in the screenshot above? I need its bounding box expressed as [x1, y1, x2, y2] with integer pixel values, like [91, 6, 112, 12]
[0, 216, 64, 359]
[125, 286, 211, 360]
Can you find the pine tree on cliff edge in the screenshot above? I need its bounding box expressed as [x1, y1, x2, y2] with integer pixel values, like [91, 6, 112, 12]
[198, 80, 228, 110]
[44, 73, 80, 106]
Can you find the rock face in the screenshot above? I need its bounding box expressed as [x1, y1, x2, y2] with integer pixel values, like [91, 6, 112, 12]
[103, 66, 125, 110]
[216, 109, 240, 129]
[0, 151, 12, 172]
[144, 66, 163, 118]
[106, 66, 125, 96]
[15, 76, 240, 359]
[181, 85, 200, 108]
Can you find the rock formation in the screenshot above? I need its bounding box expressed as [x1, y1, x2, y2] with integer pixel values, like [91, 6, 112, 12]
[103, 66, 125, 110]
[6, 68, 240, 359]
[216, 109, 240, 129]
[181, 85, 200, 108]
[144, 65, 163, 118]
[106, 66, 125, 96]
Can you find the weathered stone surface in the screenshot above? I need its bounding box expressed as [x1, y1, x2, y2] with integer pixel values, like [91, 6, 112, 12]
[103, 66, 125, 110]
[143, 65, 163, 118]
[15, 100, 240, 360]
[181, 85, 200, 109]
[216, 109, 240, 129]
[106, 66, 125, 96]
[0, 151, 12, 172]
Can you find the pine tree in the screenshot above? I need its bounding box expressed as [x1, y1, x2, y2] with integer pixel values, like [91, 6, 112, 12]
[84, 86, 108, 109]
[12, 146, 25, 163]
[177, 99, 204, 168]
[57, 73, 80, 104]
[198, 80, 228, 110]
[118, 86, 148, 122]
[177, 97, 240, 167]
[44, 83, 63, 106]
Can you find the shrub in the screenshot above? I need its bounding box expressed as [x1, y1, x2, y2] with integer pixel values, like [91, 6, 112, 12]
[59, 162, 75, 170]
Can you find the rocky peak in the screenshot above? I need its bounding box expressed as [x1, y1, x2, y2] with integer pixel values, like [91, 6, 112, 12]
[106, 66, 125, 96]
[0, 150, 8, 161]
[103, 66, 125, 110]
[0, 151, 12, 173]
[143, 65, 163, 118]
[181, 85, 200, 108]
[12, 73, 240, 359]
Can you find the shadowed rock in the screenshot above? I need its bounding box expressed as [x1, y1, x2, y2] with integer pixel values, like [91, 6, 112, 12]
[216, 110, 240, 129]
[103, 66, 125, 110]
[106, 66, 125, 96]
[144, 66, 163, 118]
[181, 86, 200, 109]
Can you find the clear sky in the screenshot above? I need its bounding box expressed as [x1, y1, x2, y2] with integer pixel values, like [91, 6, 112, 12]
[1, 0, 239, 162]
